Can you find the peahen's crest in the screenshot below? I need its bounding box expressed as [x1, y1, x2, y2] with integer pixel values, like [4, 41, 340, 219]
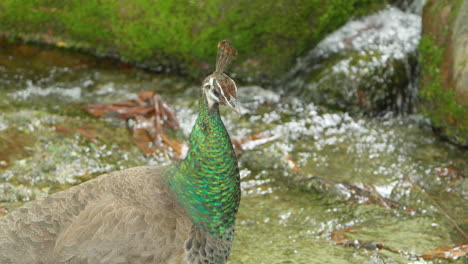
[216, 40, 238, 74]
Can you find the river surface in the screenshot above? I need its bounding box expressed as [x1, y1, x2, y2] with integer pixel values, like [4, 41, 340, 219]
[0, 39, 467, 263]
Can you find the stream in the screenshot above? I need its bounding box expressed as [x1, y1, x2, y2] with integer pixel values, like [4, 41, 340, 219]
[0, 10, 467, 264]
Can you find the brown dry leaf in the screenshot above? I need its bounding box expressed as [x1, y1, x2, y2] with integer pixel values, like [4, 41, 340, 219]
[86, 100, 137, 117]
[331, 227, 361, 246]
[434, 167, 463, 177]
[233, 131, 277, 154]
[132, 128, 156, 154]
[286, 156, 300, 174]
[114, 105, 154, 119]
[76, 125, 97, 142]
[433, 167, 464, 187]
[86, 95, 178, 127]
[421, 244, 468, 260]
[231, 139, 243, 155]
[84, 104, 110, 117]
[138, 91, 156, 101]
[86, 102, 154, 119]
[85, 91, 181, 159]
[160, 131, 186, 157]
[154, 96, 179, 130]
[330, 227, 384, 250]
[112, 99, 140, 107]
[240, 131, 275, 144]
[54, 125, 71, 134]
[308, 176, 412, 212]
[346, 183, 409, 212]
[0, 207, 7, 215]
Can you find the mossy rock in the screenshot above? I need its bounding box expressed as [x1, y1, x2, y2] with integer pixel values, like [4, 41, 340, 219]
[297, 50, 417, 114]
[285, 7, 420, 114]
[0, 0, 388, 81]
[419, 0, 468, 146]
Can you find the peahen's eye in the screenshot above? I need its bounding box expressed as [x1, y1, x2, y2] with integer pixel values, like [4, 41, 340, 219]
[213, 89, 220, 97]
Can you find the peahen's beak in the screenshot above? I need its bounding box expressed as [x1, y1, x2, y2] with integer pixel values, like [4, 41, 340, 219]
[233, 104, 241, 115]
[227, 98, 241, 115]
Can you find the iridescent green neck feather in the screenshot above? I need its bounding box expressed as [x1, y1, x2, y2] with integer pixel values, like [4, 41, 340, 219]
[168, 90, 240, 238]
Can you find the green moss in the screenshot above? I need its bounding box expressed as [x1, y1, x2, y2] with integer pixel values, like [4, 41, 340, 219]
[418, 0, 468, 145]
[304, 49, 414, 114]
[0, 0, 388, 79]
[450, 0, 464, 22]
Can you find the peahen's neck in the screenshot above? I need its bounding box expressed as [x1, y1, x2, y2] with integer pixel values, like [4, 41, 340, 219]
[168, 92, 240, 238]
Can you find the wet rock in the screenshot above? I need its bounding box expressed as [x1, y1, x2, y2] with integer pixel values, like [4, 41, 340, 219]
[284, 7, 421, 114]
[419, 0, 468, 146]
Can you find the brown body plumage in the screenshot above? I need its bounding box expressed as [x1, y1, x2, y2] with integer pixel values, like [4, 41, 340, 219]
[0, 166, 193, 263]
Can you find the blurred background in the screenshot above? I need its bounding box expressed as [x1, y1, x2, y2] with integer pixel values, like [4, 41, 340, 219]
[0, 0, 467, 263]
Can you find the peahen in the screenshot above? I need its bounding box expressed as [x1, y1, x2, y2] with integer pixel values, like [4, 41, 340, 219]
[0, 40, 241, 264]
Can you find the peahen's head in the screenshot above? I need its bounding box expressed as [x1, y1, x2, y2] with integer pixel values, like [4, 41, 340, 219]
[202, 40, 240, 114]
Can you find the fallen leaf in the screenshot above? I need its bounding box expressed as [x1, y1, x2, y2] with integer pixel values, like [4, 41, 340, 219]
[234, 131, 277, 153]
[433, 167, 463, 177]
[231, 131, 277, 155]
[54, 125, 71, 134]
[112, 99, 141, 107]
[114, 105, 153, 119]
[153, 96, 179, 130]
[231, 139, 243, 155]
[86, 101, 154, 119]
[76, 125, 97, 142]
[286, 156, 300, 174]
[132, 128, 156, 154]
[85, 91, 180, 159]
[421, 244, 468, 260]
[330, 227, 383, 250]
[433, 167, 464, 187]
[160, 131, 187, 158]
[240, 131, 275, 144]
[331, 227, 361, 246]
[138, 91, 156, 101]
[84, 105, 110, 117]
[0, 207, 7, 215]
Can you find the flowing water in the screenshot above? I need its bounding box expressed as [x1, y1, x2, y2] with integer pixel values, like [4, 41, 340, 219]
[0, 25, 467, 264]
